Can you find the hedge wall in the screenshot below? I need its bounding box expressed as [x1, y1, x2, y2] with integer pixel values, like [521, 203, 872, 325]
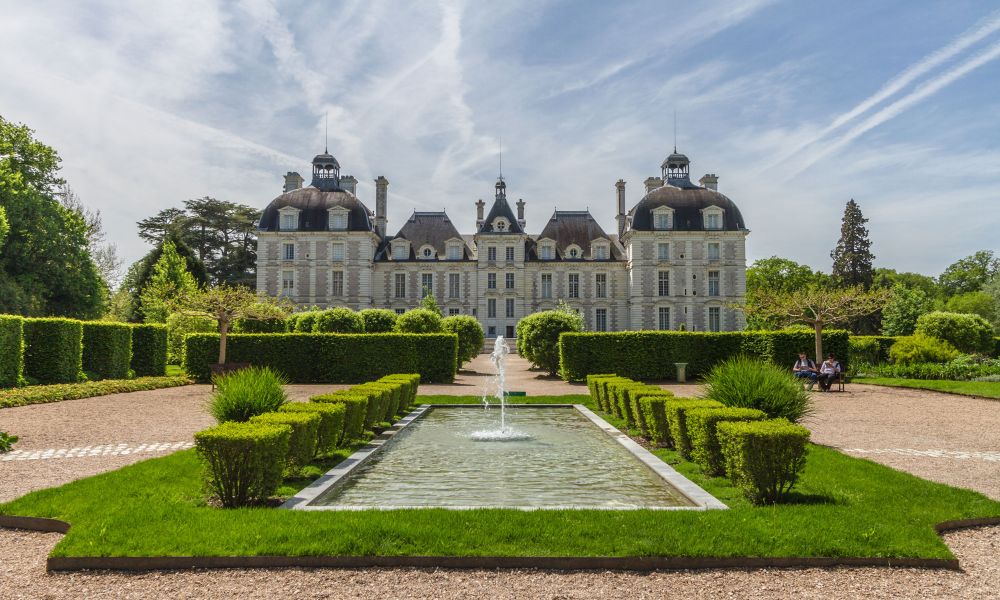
[0, 315, 24, 388]
[558, 330, 850, 381]
[130, 324, 168, 376]
[23, 318, 83, 384]
[82, 322, 132, 380]
[184, 333, 457, 384]
[848, 335, 899, 365]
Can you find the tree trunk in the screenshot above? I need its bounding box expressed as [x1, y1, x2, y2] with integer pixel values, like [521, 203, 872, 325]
[218, 319, 229, 365]
[814, 321, 824, 364]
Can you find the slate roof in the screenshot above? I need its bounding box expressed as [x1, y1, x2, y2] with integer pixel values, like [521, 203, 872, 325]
[628, 182, 746, 232]
[530, 210, 625, 260]
[380, 211, 472, 260]
[258, 187, 375, 233]
[478, 195, 524, 234]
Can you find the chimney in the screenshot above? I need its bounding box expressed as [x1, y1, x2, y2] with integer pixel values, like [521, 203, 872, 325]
[516, 198, 526, 228]
[644, 176, 663, 193]
[339, 175, 358, 194]
[475, 198, 486, 227]
[374, 176, 389, 238]
[699, 173, 718, 191]
[283, 171, 303, 193]
[615, 179, 626, 237]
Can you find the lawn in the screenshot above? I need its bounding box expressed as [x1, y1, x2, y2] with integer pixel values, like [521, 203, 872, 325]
[855, 378, 1000, 400]
[2, 394, 998, 561]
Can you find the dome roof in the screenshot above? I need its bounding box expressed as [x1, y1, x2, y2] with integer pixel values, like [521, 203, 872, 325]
[628, 183, 746, 232]
[257, 186, 375, 233]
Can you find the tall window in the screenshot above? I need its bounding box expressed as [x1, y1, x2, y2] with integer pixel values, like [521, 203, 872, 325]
[658, 271, 670, 297]
[331, 271, 344, 297]
[540, 245, 553, 260]
[708, 271, 720, 296]
[595, 273, 607, 298]
[487, 246, 497, 261]
[280, 213, 297, 230]
[594, 245, 608, 260]
[505, 273, 515, 289]
[282, 243, 295, 260]
[329, 212, 347, 230]
[393, 244, 407, 260]
[541, 273, 552, 299]
[658, 307, 670, 330]
[505, 246, 515, 261]
[707, 242, 720, 260]
[331, 242, 345, 261]
[421, 273, 433, 298]
[568, 273, 580, 298]
[487, 273, 497, 289]
[448, 273, 461, 299]
[595, 308, 607, 332]
[709, 307, 721, 332]
[655, 213, 671, 230]
[505, 298, 515, 318]
[488, 298, 497, 318]
[705, 213, 721, 229]
[658, 243, 670, 260]
[281, 270, 294, 296]
[394, 273, 406, 298]
[447, 244, 462, 260]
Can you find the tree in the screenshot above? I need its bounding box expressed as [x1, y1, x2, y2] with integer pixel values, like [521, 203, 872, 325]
[881, 284, 934, 336]
[121, 232, 209, 322]
[139, 240, 200, 323]
[420, 290, 442, 316]
[945, 291, 998, 330]
[59, 184, 122, 287]
[745, 257, 826, 330]
[743, 285, 891, 362]
[872, 268, 941, 300]
[177, 285, 290, 364]
[983, 275, 1000, 333]
[938, 251, 1000, 296]
[830, 199, 875, 289]
[0, 206, 7, 250]
[442, 315, 485, 367]
[516, 305, 584, 375]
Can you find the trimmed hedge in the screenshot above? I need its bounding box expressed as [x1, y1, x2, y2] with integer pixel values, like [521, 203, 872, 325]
[310, 393, 368, 443]
[687, 407, 768, 476]
[314, 308, 364, 333]
[378, 374, 420, 414]
[630, 388, 673, 437]
[279, 402, 346, 457]
[82, 322, 132, 380]
[586, 374, 616, 406]
[718, 418, 810, 505]
[638, 396, 672, 447]
[558, 330, 850, 382]
[232, 318, 287, 333]
[0, 375, 190, 409]
[359, 309, 398, 333]
[194, 421, 290, 507]
[23, 318, 83, 384]
[250, 411, 321, 470]
[0, 315, 24, 388]
[849, 336, 899, 365]
[664, 398, 725, 459]
[130, 324, 167, 376]
[184, 333, 457, 383]
[353, 384, 394, 429]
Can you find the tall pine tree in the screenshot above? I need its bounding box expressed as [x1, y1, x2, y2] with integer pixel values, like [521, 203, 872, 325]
[831, 199, 875, 289]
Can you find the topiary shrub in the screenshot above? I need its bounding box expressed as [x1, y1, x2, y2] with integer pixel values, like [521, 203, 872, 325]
[718, 418, 810, 505]
[314, 308, 364, 333]
[209, 366, 288, 423]
[703, 355, 811, 423]
[130, 324, 167, 376]
[81, 322, 132, 380]
[630, 389, 673, 437]
[664, 398, 725, 459]
[166, 313, 216, 365]
[352, 383, 395, 429]
[441, 315, 484, 367]
[395, 308, 442, 333]
[517, 310, 583, 376]
[0, 315, 24, 388]
[23, 318, 83, 384]
[888, 334, 960, 365]
[915, 311, 994, 355]
[638, 396, 672, 447]
[359, 308, 398, 333]
[379, 373, 420, 414]
[233, 317, 287, 333]
[279, 402, 346, 456]
[310, 393, 368, 442]
[598, 377, 631, 413]
[194, 421, 290, 507]
[604, 378, 636, 419]
[687, 407, 768, 476]
[586, 373, 616, 407]
[250, 411, 320, 470]
[292, 311, 321, 333]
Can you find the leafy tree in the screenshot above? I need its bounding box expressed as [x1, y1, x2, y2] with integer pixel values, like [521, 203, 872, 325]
[139, 240, 200, 323]
[176, 285, 290, 364]
[872, 268, 941, 300]
[881, 284, 934, 336]
[442, 315, 484, 367]
[983, 275, 1000, 333]
[830, 199, 875, 289]
[945, 291, 998, 331]
[420, 290, 443, 316]
[745, 257, 826, 330]
[516, 306, 584, 375]
[395, 308, 443, 333]
[59, 184, 122, 287]
[121, 232, 209, 322]
[0, 206, 7, 250]
[938, 250, 1000, 296]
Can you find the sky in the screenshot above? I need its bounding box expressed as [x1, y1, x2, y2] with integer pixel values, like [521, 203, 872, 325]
[1, 0, 998, 278]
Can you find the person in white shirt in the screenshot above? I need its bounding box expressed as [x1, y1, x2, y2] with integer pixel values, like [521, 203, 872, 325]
[793, 352, 818, 390]
[818, 353, 842, 392]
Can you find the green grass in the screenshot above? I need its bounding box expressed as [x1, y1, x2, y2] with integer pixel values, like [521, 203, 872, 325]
[855, 378, 1000, 400]
[1, 394, 998, 560]
[165, 364, 186, 377]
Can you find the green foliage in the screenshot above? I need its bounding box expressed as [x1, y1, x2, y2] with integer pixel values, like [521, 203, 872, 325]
[292, 311, 321, 333]
[129, 324, 167, 376]
[830, 198, 875, 289]
[703, 356, 812, 423]
[232, 316, 287, 333]
[139, 240, 200, 323]
[638, 396, 672, 447]
[0, 375, 189, 409]
[516, 309, 584, 375]
[558, 330, 850, 382]
[860, 354, 1000, 381]
[420, 292, 443, 316]
[121, 232, 209, 322]
[359, 308, 398, 333]
[441, 315, 484, 366]
[379, 373, 420, 413]
[314, 307, 364, 333]
[718, 419, 810, 505]
[166, 312, 215, 365]
[194, 421, 290, 507]
[395, 308, 443, 333]
[938, 250, 1000, 296]
[184, 333, 457, 383]
[687, 407, 768, 475]
[249, 411, 320, 470]
[585, 373, 616, 409]
[873, 268, 941, 299]
[629, 388, 673, 437]
[0, 315, 24, 387]
[22, 317, 83, 384]
[663, 398, 725, 459]
[881, 285, 933, 336]
[745, 257, 826, 330]
[888, 334, 959, 365]
[310, 393, 368, 442]
[81, 322, 131, 380]
[279, 402, 346, 457]
[915, 311, 994, 354]
[848, 336, 898, 366]
[0, 431, 17, 453]
[946, 291, 998, 329]
[0, 206, 8, 250]
[209, 366, 288, 423]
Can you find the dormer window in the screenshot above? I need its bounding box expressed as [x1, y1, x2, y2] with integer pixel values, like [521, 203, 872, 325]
[652, 206, 674, 231]
[702, 206, 724, 230]
[419, 245, 436, 260]
[539, 244, 554, 260]
[492, 217, 509, 232]
[566, 244, 582, 259]
[447, 243, 462, 260]
[593, 244, 609, 260]
[392, 242, 409, 260]
[328, 207, 349, 231]
[279, 209, 299, 231]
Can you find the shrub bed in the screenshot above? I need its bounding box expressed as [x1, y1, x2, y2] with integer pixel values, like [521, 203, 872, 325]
[0, 376, 191, 409]
[664, 398, 725, 459]
[250, 411, 321, 470]
[687, 407, 768, 476]
[280, 402, 346, 457]
[888, 334, 959, 365]
[81, 322, 132, 380]
[915, 311, 994, 355]
[849, 336, 898, 365]
[310, 393, 368, 442]
[718, 419, 810, 505]
[130, 324, 167, 376]
[194, 421, 290, 507]
[23, 318, 83, 384]
[0, 315, 24, 388]
[638, 396, 672, 447]
[859, 355, 1000, 381]
[184, 333, 457, 383]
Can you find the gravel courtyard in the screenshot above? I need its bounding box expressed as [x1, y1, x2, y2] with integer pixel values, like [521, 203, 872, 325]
[2, 358, 998, 599]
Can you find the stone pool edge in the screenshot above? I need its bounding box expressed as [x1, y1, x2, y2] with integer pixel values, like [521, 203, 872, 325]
[281, 404, 727, 512]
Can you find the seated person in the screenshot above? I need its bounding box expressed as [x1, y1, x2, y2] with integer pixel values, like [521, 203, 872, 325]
[793, 352, 818, 388]
[818, 353, 842, 391]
